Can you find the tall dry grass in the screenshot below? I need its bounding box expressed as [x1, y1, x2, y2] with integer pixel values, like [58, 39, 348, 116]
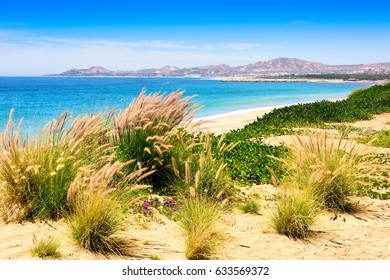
[286, 131, 377, 211]
[170, 132, 237, 197]
[113, 90, 200, 192]
[66, 147, 149, 255]
[0, 110, 113, 221]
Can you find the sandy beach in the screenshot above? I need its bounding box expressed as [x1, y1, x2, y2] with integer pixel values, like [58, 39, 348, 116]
[196, 98, 344, 134]
[195, 106, 278, 134]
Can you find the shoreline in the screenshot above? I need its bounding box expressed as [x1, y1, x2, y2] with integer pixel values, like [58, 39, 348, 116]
[216, 77, 388, 85]
[195, 98, 344, 134]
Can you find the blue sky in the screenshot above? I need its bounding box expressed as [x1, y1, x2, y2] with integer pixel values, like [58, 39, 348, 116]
[1, 0, 390, 75]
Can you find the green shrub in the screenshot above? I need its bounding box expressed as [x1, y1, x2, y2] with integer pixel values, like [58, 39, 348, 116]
[223, 139, 288, 185]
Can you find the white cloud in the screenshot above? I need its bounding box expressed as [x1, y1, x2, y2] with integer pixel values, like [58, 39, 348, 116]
[0, 32, 276, 75]
[286, 20, 310, 25]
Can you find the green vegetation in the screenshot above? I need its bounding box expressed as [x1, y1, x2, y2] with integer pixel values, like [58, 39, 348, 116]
[284, 132, 375, 211]
[358, 129, 390, 148]
[357, 176, 390, 200]
[68, 190, 129, 255]
[238, 199, 260, 214]
[223, 139, 288, 184]
[30, 236, 61, 259]
[178, 190, 225, 260]
[270, 188, 318, 239]
[264, 73, 390, 81]
[220, 82, 390, 185]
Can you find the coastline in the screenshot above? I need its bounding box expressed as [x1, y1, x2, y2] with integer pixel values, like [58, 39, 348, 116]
[195, 98, 344, 134]
[195, 105, 282, 134]
[216, 76, 388, 85]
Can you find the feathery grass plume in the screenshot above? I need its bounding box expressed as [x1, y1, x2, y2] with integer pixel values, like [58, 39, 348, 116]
[67, 157, 146, 255]
[66, 156, 148, 201]
[178, 192, 225, 260]
[172, 132, 237, 198]
[67, 190, 129, 255]
[287, 130, 378, 212]
[30, 235, 61, 259]
[113, 90, 199, 192]
[270, 187, 318, 239]
[0, 110, 112, 221]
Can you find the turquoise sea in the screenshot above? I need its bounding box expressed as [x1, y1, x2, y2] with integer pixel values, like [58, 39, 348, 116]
[0, 77, 372, 136]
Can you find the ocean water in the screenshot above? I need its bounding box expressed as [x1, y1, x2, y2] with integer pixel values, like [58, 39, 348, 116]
[0, 77, 371, 136]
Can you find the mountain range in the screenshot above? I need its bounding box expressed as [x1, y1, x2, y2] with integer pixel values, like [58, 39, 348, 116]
[49, 58, 390, 77]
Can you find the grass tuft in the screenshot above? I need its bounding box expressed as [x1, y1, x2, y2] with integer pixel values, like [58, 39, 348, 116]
[286, 131, 376, 211]
[239, 200, 260, 214]
[270, 188, 318, 239]
[30, 235, 61, 259]
[67, 191, 129, 255]
[178, 194, 225, 260]
[113, 90, 199, 192]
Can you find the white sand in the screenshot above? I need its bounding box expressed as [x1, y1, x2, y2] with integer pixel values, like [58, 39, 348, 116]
[195, 98, 345, 134]
[195, 106, 279, 134]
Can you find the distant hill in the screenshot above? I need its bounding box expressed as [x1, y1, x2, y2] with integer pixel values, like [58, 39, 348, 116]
[48, 58, 390, 77]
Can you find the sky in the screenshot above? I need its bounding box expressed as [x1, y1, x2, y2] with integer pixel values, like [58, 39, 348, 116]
[1, 0, 390, 76]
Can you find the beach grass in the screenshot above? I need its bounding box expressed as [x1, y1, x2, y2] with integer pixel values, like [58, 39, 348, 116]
[239, 199, 261, 214]
[1, 83, 390, 258]
[178, 191, 225, 260]
[286, 131, 376, 212]
[30, 236, 61, 259]
[113, 90, 199, 193]
[270, 187, 318, 239]
[67, 190, 129, 255]
[0, 111, 110, 221]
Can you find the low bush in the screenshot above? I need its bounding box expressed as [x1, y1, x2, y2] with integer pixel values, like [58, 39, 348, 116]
[223, 139, 288, 185]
